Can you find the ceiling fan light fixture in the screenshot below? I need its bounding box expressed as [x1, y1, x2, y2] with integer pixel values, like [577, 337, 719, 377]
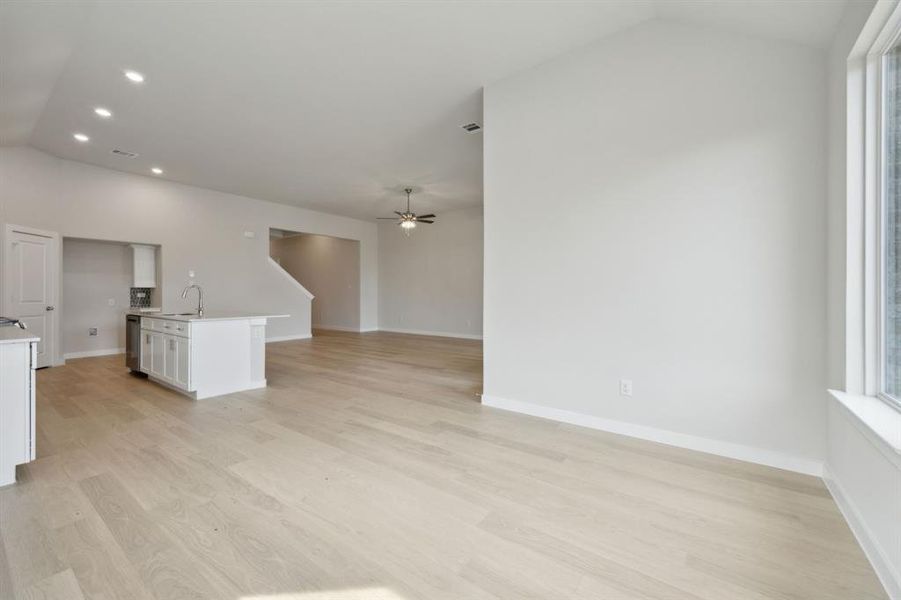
[377, 187, 435, 236]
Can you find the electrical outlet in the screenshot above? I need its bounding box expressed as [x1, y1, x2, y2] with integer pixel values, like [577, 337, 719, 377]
[619, 379, 633, 397]
[89, 327, 98, 337]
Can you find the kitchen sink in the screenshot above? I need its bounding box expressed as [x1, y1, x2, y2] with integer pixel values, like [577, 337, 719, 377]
[160, 312, 197, 316]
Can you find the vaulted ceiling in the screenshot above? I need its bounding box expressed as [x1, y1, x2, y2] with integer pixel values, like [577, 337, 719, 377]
[0, 1, 847, 219]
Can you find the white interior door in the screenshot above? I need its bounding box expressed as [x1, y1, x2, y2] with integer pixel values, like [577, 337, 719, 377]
[5, 226, 58, 368]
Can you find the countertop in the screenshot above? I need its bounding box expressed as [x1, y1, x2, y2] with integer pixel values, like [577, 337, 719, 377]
[137, 312, 289, 323]
[0, 327, 40, 345]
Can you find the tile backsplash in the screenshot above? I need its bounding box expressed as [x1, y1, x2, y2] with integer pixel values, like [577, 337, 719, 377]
[130, 287, 154, 308]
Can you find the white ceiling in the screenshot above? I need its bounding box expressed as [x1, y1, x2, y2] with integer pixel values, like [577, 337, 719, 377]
[0, 1, 847, 220]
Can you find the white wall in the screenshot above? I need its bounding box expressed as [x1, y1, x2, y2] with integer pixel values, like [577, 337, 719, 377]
[0, 146, 378, 358]
[483, 20, 828, 472]
[62, 238, 131, 356]
[378, 205, 482, 339]
[270, 233, 361, 331]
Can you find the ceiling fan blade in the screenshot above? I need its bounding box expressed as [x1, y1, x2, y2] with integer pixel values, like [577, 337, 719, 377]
[416, 214, 436, 219]
[394, 211, 404, 217]
[417, 220, 434, 224]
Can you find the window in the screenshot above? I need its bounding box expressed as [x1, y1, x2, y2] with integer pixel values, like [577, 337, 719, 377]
[881, 42, 901, 411]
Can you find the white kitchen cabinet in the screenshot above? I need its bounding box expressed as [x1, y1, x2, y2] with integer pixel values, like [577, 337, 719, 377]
[141, 320, 192, 392]
[0, 329, 38, 487]
[139, 313, 283, 400]
[164, 336, 177, 382]
[149, 330, 165, 379]
[174, 336, 191, 389]
[140, 329, 153, 372]
[131, 244, 157, 288]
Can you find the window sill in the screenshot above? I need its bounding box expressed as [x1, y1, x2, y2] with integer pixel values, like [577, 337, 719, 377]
[828, 389, 901, 469]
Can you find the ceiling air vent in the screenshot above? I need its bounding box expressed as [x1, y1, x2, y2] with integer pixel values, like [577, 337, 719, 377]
[111, 148, 139, 158]
[461, 122, 481, 133]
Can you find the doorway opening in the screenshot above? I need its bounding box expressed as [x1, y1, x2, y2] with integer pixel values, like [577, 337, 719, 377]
[269, 229, 361, 333]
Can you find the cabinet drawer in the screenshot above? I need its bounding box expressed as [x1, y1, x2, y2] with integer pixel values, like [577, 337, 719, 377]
[167, 321, 191, 338]
[157, 320, 177, 334]
[143, 318, 190, 337]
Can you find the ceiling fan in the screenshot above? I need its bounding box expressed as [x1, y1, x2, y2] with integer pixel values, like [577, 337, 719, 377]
[377, 188, 435, 235]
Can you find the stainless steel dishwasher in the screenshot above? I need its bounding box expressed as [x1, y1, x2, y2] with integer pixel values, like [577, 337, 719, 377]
[126, 314, 144, 373]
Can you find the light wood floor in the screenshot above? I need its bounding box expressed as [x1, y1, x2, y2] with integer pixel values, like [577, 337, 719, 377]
[0, 330, 886, 600]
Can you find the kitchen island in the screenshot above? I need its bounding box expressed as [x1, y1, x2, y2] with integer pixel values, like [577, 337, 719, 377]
[0, 326, 38, 486]
[139, 312, 287, 399]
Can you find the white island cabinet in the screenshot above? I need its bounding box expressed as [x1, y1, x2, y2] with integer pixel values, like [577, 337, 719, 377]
[0, 327, 38, 487]
[140, 312, 286, 399]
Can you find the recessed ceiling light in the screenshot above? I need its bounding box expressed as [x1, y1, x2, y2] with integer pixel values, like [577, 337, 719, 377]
[73, 133, 89, 142]
[124, 70, 145, 83]
[94, 107, 112, 118]
[151, 167, 163, 175]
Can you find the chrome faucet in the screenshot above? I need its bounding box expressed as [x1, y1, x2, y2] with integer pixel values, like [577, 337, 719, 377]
[181, 284, 204, 317]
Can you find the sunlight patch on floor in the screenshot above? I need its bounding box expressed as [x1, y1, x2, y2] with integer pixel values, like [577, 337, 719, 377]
[241, 588, 406, 600]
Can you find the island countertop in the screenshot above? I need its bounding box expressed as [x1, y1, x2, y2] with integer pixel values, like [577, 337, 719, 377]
[138, 312, 289, 323]
[0, 327, 40, 345]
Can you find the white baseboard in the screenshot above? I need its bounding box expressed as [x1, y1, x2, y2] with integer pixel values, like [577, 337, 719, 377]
[63, 347, 124, 360]
[378, 327, 483, 340]
[480, 394, 823, 477]
[823, 465, 901, 600]
[266, 333, 312, 343]
[314, 325, 366, 332]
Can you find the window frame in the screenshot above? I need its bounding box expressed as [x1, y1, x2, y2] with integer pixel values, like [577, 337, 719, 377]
[869, 9, 901, 411]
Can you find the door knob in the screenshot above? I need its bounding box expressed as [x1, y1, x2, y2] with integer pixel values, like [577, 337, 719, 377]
[45, 306, 54, 311]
